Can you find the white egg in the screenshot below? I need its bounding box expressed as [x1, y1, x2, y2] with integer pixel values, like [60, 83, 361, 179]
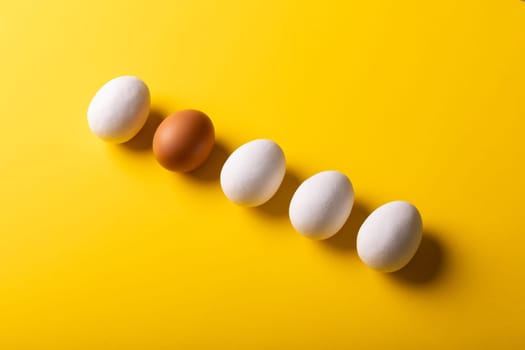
[289, 171, 354, 240]
[87, 76, 150, 143]
[220, 139, 286, 207]
[357, 201, 422, 272]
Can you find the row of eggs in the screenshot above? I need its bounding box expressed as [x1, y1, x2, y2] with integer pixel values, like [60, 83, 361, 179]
[88, 76, 423, 272]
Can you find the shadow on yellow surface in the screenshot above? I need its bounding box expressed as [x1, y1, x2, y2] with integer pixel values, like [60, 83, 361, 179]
[391, 233, 445, 285]
[256, 170, 302, 218]
[122, 108, 165, 152]
[321, 200, 371, 253]
[185, 140, 230, 182]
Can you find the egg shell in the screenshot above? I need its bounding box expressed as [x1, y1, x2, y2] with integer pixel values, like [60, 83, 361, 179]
[220, 139, 286, 207]
[289, 171, 354, 240]
[87, 76, 150, 143]
[152, 109, 215, 172]
[357, 201, 423, 272]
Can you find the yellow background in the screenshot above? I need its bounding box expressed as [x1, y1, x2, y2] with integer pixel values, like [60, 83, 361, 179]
[1, 0, 525, 348]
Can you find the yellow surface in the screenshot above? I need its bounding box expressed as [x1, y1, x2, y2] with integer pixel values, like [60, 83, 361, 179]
[1, 0, 524, 348]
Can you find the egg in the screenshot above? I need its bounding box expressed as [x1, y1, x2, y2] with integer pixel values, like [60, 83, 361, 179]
[153, 109, 215, 172]
[87, 76, 150, 143]
[357, 201, 423, 272]
[289, 171, 354, 240]
[220, 139, 286, 207]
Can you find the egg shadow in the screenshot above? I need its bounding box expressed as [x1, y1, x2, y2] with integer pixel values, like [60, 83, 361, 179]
[389, 232, 445, 285]
[320, 200, 371, 252]
[185, 140, 230, 182]
[122, 109, 165, 151]
[254, 170, 302, 218]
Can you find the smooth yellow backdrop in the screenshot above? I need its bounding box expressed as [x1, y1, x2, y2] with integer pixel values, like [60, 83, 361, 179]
[1, 0, 525, 349]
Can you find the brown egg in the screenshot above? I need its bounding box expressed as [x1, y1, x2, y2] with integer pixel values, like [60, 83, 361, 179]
[153, 109, 215, 172]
